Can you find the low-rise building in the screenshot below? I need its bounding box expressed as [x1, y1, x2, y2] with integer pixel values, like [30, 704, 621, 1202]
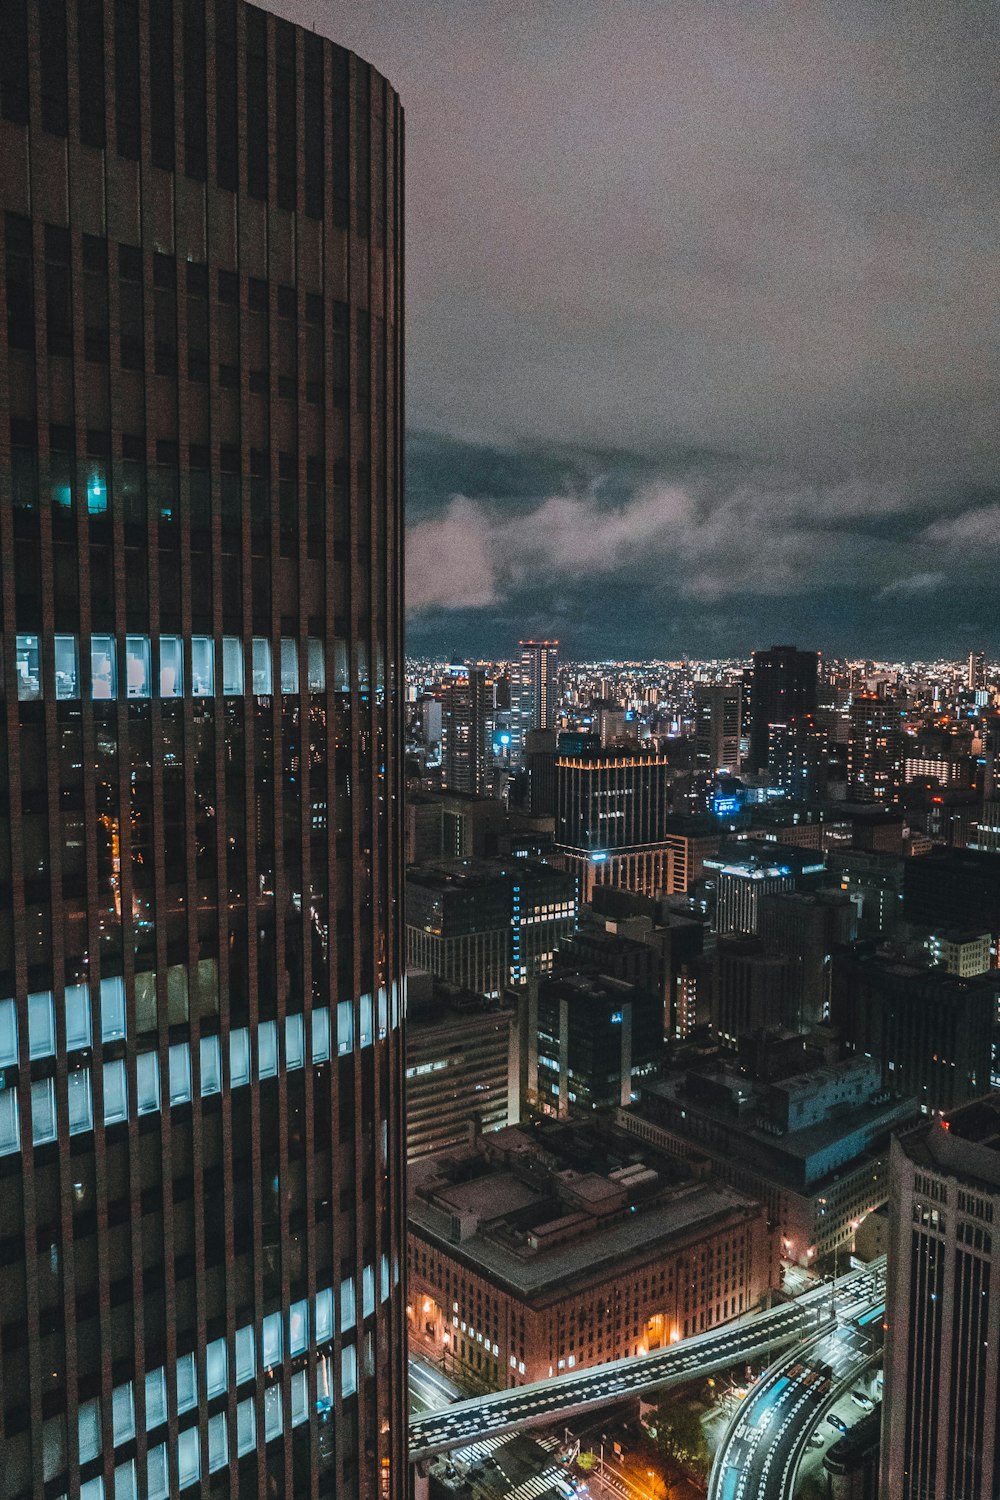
[407, 1121, 773, 1389]
[625, 1057, 918, 1267]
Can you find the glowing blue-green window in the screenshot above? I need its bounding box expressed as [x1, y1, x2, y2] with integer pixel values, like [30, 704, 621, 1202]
[125, 635, 151, 698]
[159, 636, 183, 697]
[91, 635, 116, 699]
[85, 460, 108, 515]
[54, 635, 80, 698]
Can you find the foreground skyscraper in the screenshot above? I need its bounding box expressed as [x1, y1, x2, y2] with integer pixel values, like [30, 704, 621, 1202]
[881, 1099, 1000, 1500]
[0, 3, 406, 1497]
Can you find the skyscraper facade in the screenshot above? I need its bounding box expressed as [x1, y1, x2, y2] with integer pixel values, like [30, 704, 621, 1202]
[555, 742, 673, 902]
[0, 4, 406, 1497]
[748, 645, 818, 771]
[692, 682, 742, 775]
[440, 662, 491, 796]
[514, 638, 558, 763]
[848, 692, 905, 804]
[881, 1099, 1000, 1500]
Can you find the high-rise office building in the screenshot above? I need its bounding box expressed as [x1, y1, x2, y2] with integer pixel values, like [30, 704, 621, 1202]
[555, 740, 673, 902]
[440, 662, 491, 796]
[881, 1097, 1000, 1500]
[0, 5, 406, 1497]
[767, 712, 828, 801]
[748, 645, 818, 770]
[692, 682, 742, 775]
[514, 639, 558, 763]
[967, 648, 987, 692]
[848, 692, 905, 804]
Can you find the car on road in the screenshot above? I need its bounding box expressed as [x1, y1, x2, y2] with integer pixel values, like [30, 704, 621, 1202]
[851, 1390, 875, 1412]
[827, 1413, 848, 1434]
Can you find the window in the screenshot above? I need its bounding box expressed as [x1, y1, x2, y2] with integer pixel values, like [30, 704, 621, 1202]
[32, 1077, 58, 1144]
[146, 1444, 169, 1500]
[207, 1413, 228, 1472]
[0, 998, 16, 1065]
[125, 635, 151, 697]
[168, 1043, 192, 1104]
[311, 1007, 330, 1062]
[291, 1368, 309, 1426]
[316, 1287, 333, 1341]
[65, 984, 91, 1050]
[55, 635, 80, 698]
[285, 1012, 304, 1069]
[205, 1337, 227, 1398]
[337, 1000, 354, 1055]
[159, 636, 183, 697]
[262, 1310, 283, 1368]
[91, 635, 116, 699]
[289, 1298, 309, 1356]
[230, 1028, 250, 1087]
[200, 1034, 221, 1095]
[136, 1052, 160, 1115]
[236, 1397, 256, 1457]
[101, 976, 126, 1041]
[264, 1383, 283, 1440]
[176, 1352, 197, 1414]
[235, 1323, 255, 1383]
[112, 1382, 136, 1445]
[222, 637, 244, 695]
[0, 1088, 19, 1155]
[68, 1068, 94, 1134]
[28, 991, 55, 1059]
[340, 1277, 356, 1333]
[280, 638, 299, 693]
[341, 1343, 357, 1398]
[258, 1020, 278, 1080]
[177, 1426, 199, 1488]
[81, 1479, 105, 1500]
[191, 636, 214, 696]
[114, 1459, 137, 1500]
[145, 1367, 167, 1430]
[103, 1059, 128, 1125]
[363, 1265, 375, 1318]
[79, 1398, 101, 1463]
[360, 993, 373, 1047]
[16, 634, 42, 700]
[251, 637, 272, 694]
[307, 637, 325, 691]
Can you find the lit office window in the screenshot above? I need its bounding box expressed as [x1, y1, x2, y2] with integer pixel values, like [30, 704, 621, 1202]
[67, 1069, 94, 1134]
[341, 1343, 358, 1398]
[102, 1059, 128, 1125]
[54, 634, 80, 698]
[235, 1324, 255, 1383]
[31, 1077, 57, 1144]
[159, 636, 184, 697]
[78, 1398, 101, 1463]
[168, 1043, 192, 1104]
[261, 1311, 282, 1368]
[147, 1444, 169, 1500]
[333, 638, 349, 692]
[291, 1369, 308, 1426]
[176, 1353, 198, 1414]
[340, 1277, 356, 1333]
[280, 638, 299, 693]
[200, 1034, 221, 1095]
[125, 635, 151, 698]
[311, 1007, 330, 1062]
[285, 1012, 304, 1069]
[289, 1298, 309, 1356]
[90, 635, 116, 699]
[136, 1053, 160, 1115]
[207, 1413, 228, 1473]
[0, 999, 17, 1066]
[315, 1287, 333, 1341]
[177, 1427, 199, 1488]
[258, 1021, 278, 1080]
[113, 1460, 137, 1500]
[15, 634, 42, 700]
[263, 1383, 282, 1440]
[84, 461, 109, 516]
[100, 976, 126, 1041]
[28, 991, 55, 1059]
[112, 1382, 136, 1445]
[251, 638, 272, 694]
[337, 1000, 354, 1055]
[191, 636, 214, 696]
[0, 1088, 20, 1155]
[307, 637, 325, 691]
[65, 983, 92, 1050]
[222, 637, 244, 695]
[236, 1398, 256, 1457]
[145, 1368, 167, 1430]
[205, 1338, 227, 1398]
[230, 1028, 250, 1087]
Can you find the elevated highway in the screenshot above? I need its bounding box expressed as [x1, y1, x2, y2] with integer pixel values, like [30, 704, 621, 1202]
[409, 1258, 885, 1461]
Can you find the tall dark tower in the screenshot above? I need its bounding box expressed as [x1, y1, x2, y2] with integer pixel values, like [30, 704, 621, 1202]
[748, 645, 818, 770]
[0, 4, 406, 1498]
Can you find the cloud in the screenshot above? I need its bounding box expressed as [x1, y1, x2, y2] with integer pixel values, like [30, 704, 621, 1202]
[923, 506, 1000, 549]
[878, 571, 946, 598]
[406, 496, 498, 609]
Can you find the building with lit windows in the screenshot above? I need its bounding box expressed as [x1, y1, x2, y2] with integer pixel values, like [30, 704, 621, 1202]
[440, 662, 492, 797]
[881, 1097, 1000, 1500]
[748, 645, 818, 771]
[847, 692, 905, 804]
[0, 3, 406, 1496]
[512, 639, 558, 766]
[693, 683, 742, 774]
[406, 1121, 772, 1389]
[704, 841, 827, 937]
[555, 741, 674, 902]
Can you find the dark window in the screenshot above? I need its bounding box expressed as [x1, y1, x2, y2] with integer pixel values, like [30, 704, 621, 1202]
[38, 0, 69, 136]
[218, 268, 238, 305]
[118, 244, 144, 369]
[149, 0, 175, 171]
[275, 19, 297, 211]
[115, 0, 141, 160]
[214, 0, 237, 191]
[330, 48, 349, 229]
[5, 214, 34, 350]
[182, 0, 207, 180]
[82, 235, 109, 363]
[0, 0, 29, 124]
[44, 225, 73, 358]
[245, 6, 268, 201]
[77, 0, 106, 147]
[304, 33, 325, 219]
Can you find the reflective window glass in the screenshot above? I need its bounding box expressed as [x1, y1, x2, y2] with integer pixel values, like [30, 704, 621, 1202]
[136, 1052, 160, 1115]
[222, 637, 244, 695]
[340, 1277, 356, 1333]
[101, 977, 126, 1041]
[307, 637, 325, 692]
[191, 636, 214, 696]
[251, 637, 272, 694]
[360, 992, 373, 1047]
[79, 1397, 101, 1463]
[54, 635, 80, 698]
[311, 1006, 330, 1063]
[145, 1367, 167, 1430]
[103, 1059, 128, 1125]
[200, 1034, 221, 1095]
[125, 636, 151, 698]
[205, 1338, 227, 1398]
[230, 1028, 250, 1087]
[168, 1043, 192, 1104]
[280, 638, 298, 693]
[235, 1323, 255, 1383]
[16, 634, 42, 700]
[341, 1343, 357, 1398]
[337, 1000, 354, 1055]
[147, 1444, 169, 1500]
[91, 635, 116, 699]
[177, 1426, 199, 1487]
[262, 1310, 282, 1367]
[0, 1088, 19, 1155]
[207, 1413, 228, 1472]
[333, 638, 349, 692]
[363, 1264, 375, 1318]
[65, 984, 92, 1050]
[315, 1286, 333, 1341]
[31, 1077, 57, 1144]
[114, 1458, 137, 1500]
[112, 1382, 136, 1445]
[159, 636, 183, 697]
[258, 1020, 278, 1079]
[291, 1368, 308, 1426]
[263, 1383, 282, 1440]
[81, 1478, 105, 1500]
[68, 1068, 94, 1134]
[0, 998, 17, 1065]
[176, 1352, 197, 1414]
[236, 1397, 256, 1457]
[28, 991, 56, 1059]
[285, 1012, 304, 1069]
[289, 1298, 308, 1356]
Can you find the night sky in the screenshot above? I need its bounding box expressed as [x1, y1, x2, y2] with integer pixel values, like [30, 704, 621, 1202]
[286, 0, 999, 658]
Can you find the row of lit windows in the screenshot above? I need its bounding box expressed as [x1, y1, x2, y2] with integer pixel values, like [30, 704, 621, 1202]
[62, 1262, 392, 1493]
[11, 632, 343, 702]
[0, 997, 393, 1156]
